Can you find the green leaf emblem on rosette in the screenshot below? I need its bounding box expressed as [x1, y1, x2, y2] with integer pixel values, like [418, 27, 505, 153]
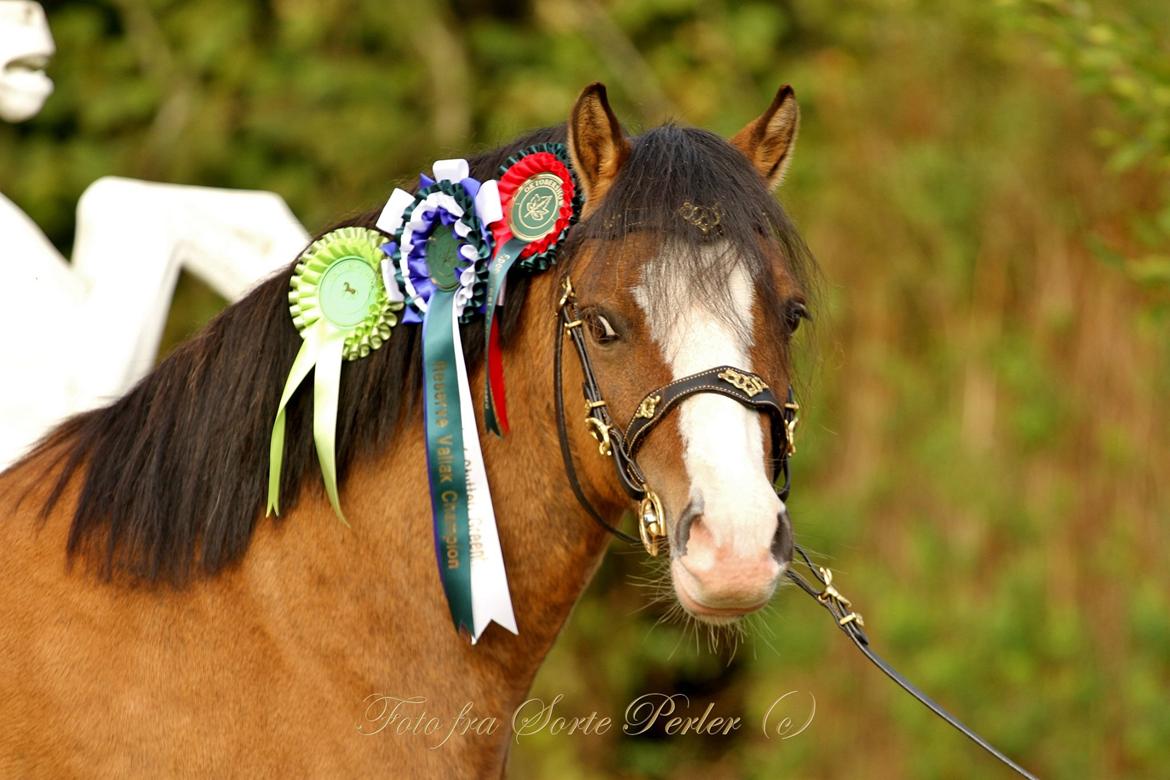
[483, 143, 581, 436]
[267, 227, 403, 523]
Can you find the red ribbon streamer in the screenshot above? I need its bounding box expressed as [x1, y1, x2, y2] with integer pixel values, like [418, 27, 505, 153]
[485, 151, 577, 436]
[487, 317, 509, 436]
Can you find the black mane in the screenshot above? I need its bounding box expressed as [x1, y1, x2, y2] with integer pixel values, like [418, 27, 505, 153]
[15, 122, 813, 584]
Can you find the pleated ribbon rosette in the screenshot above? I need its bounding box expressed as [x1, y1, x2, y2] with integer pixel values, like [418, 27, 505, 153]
[267, 227, 403, 523]
[377, 159, 517, 642]
[482, 143, 581, 435]
[264, 151, 581, 643]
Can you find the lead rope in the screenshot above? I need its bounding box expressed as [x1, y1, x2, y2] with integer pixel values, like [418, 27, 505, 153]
[785, 545, 1038, 779]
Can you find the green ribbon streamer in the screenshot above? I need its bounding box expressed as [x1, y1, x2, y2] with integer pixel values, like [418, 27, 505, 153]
[423, 289, 475, 633]
[267, 226, 396, 526]
[312, 332, 347, 523]
[267, 328, 319, 517]
[482, 236, 529, 436]
[266, 326, 349, 525]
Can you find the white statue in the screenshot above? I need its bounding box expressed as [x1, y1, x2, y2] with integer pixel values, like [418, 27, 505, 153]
[0, 0, 52, 122]
[0, 1, 310, 467]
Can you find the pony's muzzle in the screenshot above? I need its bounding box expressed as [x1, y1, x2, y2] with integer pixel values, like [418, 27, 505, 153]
[670, 507, 788, 620]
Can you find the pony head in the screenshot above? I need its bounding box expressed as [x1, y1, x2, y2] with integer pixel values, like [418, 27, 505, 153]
[562, 84, 809, 624]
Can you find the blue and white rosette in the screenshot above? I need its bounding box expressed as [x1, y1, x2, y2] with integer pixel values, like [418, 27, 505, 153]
[377, 159, 517, 643]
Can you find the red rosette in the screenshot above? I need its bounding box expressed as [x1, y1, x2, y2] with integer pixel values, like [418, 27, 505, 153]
[491, 151, 576, 261]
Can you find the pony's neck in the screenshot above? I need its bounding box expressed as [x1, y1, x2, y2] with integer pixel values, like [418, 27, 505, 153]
[246, 269, 614, 740]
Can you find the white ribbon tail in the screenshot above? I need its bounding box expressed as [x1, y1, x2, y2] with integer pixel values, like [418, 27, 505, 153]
[433, 158, 470, 184]
[475, 179, 503, 226]
[450, 298, 517, 642]
[375, 188, 417, 235]
[380, 258, 404, 303]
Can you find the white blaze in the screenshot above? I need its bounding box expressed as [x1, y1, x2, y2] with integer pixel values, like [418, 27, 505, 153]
[633, 249, 783, 560]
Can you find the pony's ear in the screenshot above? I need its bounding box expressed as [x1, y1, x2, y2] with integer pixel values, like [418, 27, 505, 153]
[568, 83, 631, 205]
[731, 84, 800, 190]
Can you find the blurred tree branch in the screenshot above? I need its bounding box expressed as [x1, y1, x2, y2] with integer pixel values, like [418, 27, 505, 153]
[110, 0, 196, 179]
[395, 0, 471, 148]
[564, 0, 676, 120]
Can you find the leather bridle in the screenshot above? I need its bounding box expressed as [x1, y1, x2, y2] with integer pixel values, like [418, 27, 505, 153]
[554, 275, 797, 556]
[552, 274, 1036, 779]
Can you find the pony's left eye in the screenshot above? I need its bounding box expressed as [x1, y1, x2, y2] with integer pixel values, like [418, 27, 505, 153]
[785, 301, 809, 333]
[585, 311, 620, 345]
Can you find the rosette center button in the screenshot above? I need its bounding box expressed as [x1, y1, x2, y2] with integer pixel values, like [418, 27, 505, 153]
[318, 256, 377, 328]
[510, 173, 564, 242]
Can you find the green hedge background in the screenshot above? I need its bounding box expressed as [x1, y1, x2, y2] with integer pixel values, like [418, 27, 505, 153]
[5, 1, 1169, 777]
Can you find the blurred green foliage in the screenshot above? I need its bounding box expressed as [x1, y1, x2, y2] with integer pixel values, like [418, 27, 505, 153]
[4, 1, 1169, 777]
[998, 0, 1170, 311]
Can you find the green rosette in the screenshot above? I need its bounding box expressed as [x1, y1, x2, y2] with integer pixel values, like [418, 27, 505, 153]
[268, 226, 402, 523]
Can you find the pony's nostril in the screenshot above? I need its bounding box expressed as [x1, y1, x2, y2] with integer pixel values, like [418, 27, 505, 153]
[673, 500, 703, 556]
[771, 507, 793, 565]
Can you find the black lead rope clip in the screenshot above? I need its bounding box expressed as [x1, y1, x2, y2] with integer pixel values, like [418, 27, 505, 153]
[785, 544, 1038, 780]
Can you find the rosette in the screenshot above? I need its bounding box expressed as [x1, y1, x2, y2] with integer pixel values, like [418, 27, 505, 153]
[267, 227, 403, 523]
[378, 159, 499, 325]
[375, 159, 517, 642]
[490, 142, 581, 273]
[482, 143, 581, 435]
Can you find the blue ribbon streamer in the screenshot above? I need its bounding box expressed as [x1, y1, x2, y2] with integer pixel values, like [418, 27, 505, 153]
[422, 288, 474, 634]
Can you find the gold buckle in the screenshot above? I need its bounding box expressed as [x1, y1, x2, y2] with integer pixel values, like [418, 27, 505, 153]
[585, 417, 613, 457]
[584, 399, 611, 455]
[558, 277, 576, 309]
[816, 567, 864, 627]
[783, 400, 800, 456]
[638, 487, 666, 557]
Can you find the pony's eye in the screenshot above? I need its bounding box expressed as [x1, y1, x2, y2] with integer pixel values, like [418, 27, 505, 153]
[585, 311, 620, 345]
[786, 301, 809, 333]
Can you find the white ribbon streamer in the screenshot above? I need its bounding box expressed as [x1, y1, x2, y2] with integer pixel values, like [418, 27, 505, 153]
[450, 295, 518, 642]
